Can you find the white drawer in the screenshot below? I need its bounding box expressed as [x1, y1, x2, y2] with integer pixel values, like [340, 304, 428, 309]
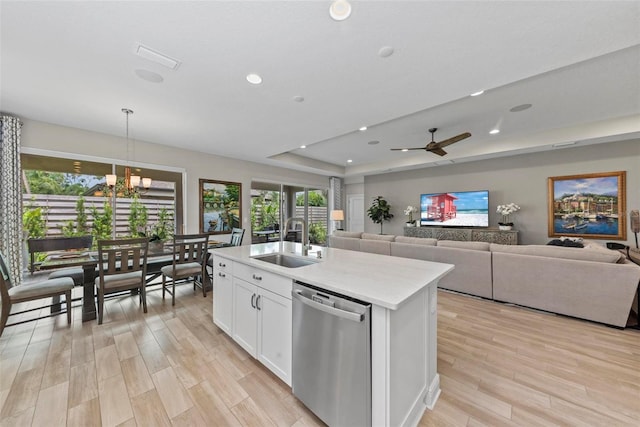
[234, 262, 292, 299]
[213, 255, 233, 276]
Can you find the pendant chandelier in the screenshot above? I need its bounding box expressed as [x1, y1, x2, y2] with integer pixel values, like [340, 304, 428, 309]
[105, 108, 151, 191]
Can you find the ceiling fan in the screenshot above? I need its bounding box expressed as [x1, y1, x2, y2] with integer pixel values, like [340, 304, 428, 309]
[391, 128, 471, 157]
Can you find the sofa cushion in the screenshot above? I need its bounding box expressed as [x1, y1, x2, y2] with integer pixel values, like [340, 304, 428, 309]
[327, 235, 361, 251]
[490, 244, 623, 263]
[583, 242, 627, 263]
[394, 236, 437, 246]
[360, 240, 391, 256]
[361, 233, 396, 242]
[437, 240, 490, 251]
[390, 242, 435, 261]
[332, 231, 363, 238]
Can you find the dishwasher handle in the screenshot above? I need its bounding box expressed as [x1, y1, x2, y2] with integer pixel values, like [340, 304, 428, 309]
[292, 289, 364, 322]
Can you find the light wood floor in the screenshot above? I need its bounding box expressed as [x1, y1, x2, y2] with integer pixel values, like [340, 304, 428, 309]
[1, 276, 639, 427]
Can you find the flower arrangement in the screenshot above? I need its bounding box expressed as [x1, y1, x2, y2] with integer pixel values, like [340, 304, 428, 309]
[404, 205, 418, 224]
[496, 203, 521, 226]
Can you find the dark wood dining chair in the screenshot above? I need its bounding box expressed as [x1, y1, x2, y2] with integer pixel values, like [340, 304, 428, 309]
[230, 228, 245, 246]
[0, 252, 74, 337]
[95, 238, 149, 325]
[161, 233, 209, 304]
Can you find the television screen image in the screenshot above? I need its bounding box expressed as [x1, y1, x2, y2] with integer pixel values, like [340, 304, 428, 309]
[420, 190, 489, 227]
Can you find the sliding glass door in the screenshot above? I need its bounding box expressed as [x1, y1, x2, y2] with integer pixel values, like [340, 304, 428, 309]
[251, 181, 328, 246]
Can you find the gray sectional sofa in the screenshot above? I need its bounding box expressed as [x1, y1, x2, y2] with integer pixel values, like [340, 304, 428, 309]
[327, 231, 640, 328]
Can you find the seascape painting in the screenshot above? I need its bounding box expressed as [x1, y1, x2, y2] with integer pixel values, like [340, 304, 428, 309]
[548, 171, 626, 240]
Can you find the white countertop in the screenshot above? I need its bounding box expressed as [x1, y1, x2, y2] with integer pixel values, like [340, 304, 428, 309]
[211, 242, 454, 310]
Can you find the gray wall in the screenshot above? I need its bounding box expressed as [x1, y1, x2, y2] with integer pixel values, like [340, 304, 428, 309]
[20, 119, 330, 236]
[361, 139, 640, 245]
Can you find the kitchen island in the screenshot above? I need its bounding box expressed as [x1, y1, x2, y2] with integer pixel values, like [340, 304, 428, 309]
[211, 242, 453, 427]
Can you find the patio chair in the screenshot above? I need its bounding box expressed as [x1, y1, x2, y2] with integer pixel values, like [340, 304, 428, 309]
[161, 233, 209, 304]
[95, 238, 149, 325]
[0, 252, 74, 337]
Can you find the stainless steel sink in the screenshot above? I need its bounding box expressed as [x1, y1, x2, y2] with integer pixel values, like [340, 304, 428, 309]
[252, 253, 319, 268]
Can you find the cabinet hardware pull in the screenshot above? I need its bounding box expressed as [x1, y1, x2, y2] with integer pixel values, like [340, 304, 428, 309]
[251, 293, 256, 309]
[256, 295, 261, 310]
[218, 272, 225, 278]
[252, 274, 262, 281]
[218, 262, 226, 267]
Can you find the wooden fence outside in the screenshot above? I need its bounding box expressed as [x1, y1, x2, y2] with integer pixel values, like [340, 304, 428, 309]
[23, 194, 174, 238]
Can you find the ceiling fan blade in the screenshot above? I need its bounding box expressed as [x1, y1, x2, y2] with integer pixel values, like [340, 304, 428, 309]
[390, 147, 427, 151]
[428, 147, 448, 156]
[436, 132, 471, 148]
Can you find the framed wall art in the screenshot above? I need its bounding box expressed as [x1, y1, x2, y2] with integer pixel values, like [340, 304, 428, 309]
[199, 179, 242, 235]
[548, 171, 626, 240]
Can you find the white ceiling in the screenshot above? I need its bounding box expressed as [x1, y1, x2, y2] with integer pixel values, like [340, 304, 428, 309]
[2, 1, 639, 178]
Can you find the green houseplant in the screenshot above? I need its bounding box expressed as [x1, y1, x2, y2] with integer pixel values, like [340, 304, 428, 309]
[367, 196, 394, 234]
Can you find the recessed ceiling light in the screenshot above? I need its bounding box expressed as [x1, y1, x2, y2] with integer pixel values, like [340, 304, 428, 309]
[470, 90, 484, 97]
[378, 46, 394, 58]
[401, 149, 408, 152]
[359, 126, 367, 131]
[367, 140, 379, 145]
[135, 69, 164, 83]
[510, 103, 532, 112]
[246, 73, 262, 84]
[347, 159, 353, 163]
[329, 0, 352, 21]
[292, 95, 305, 103]
[300, 145, 306, 149]
[489, 129, 500, 135]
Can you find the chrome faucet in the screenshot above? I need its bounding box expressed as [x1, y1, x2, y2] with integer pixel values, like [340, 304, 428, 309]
[284, 217, 309, 256]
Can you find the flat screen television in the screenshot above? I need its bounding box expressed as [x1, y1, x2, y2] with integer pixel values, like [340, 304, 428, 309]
[420, 190, 489, 227]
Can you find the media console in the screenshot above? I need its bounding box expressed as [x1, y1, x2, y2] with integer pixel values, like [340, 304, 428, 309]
[404, 226, 518, 245]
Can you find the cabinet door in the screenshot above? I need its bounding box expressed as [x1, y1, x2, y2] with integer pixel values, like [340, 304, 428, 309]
[213, 267, 233, 334]
[232, 279, 258, 356]
[257, 288, 292, 385]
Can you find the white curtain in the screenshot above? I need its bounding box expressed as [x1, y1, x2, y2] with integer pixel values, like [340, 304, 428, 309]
[0, 114, 23, 285]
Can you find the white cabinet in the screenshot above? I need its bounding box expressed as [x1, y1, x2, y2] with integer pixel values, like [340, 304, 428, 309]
[214, 260, 292, 386]
[212, 255, 233, 334]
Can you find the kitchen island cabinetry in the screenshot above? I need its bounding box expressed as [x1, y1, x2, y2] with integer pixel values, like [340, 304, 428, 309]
[211, 243, 453, 427]
[213, 255, 292, 386]
[212, 256, 233, 334]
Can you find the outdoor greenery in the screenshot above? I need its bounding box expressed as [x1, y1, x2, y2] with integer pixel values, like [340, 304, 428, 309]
[367, 196, 394, 234]
[296, 191, 327, 207]
[308, 222, 326, 245]
[128, 193, 148, 237]
[22, 200, 46, 238]
[251, 191, 280, 231]
[61, 196, 88, 236]
[90, 200, 113, 243]
[23, 170, 93, 195]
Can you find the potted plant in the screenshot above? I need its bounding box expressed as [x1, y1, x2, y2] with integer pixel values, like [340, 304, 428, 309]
[367, 196, 394, 234]
[147, 208, 173, 251]
[404, 205, 418, 227]
[496, 203, 521, 230]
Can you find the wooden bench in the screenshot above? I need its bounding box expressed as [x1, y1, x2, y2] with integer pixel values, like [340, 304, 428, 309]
[27, 235, 93, 274]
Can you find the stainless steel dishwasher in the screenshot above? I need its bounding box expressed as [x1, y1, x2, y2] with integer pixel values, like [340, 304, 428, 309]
[292, 281, 371, 427]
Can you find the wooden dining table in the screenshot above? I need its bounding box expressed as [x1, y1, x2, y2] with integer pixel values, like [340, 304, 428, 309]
[40, 241, 229, 322]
